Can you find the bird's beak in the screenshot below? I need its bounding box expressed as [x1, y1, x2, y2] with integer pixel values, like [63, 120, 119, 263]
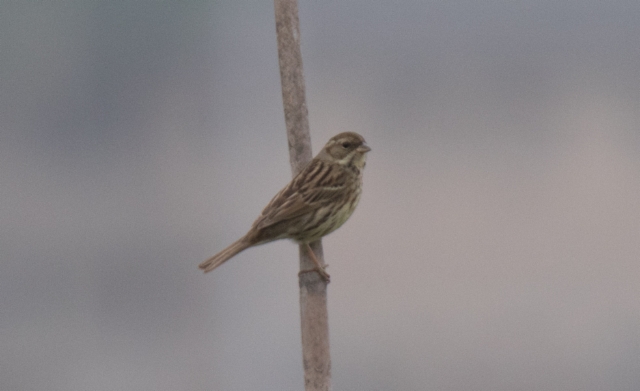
[357, 143, 371, 153]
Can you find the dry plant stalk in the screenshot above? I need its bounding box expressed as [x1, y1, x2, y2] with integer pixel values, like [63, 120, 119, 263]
[274, 0, 332, 390]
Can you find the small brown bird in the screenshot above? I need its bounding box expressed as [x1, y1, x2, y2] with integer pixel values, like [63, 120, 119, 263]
[199, 132, 370, 282]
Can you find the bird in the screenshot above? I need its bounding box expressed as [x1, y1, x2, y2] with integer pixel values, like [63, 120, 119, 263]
[199, 132, 370, 282]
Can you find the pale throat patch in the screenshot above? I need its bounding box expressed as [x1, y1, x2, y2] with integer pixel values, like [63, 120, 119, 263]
[352, 153, 367, 170]
[338, 151, 367, 169]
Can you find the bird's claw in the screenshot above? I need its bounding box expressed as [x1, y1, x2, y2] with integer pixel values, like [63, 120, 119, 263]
[299, 265, 330, 283]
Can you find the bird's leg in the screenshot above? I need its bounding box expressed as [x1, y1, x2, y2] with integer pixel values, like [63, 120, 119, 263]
[298, 243, 331, 282]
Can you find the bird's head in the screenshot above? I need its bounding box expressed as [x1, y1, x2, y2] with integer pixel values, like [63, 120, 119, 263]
[319, 132, 371, 170]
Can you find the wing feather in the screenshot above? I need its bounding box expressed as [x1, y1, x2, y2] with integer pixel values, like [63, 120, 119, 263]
[253, 161, 348, 231]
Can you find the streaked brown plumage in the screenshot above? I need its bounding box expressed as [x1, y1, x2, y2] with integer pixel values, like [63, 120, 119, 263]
[199, 132, 370, 281]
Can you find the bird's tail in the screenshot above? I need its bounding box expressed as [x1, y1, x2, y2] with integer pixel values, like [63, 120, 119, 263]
[199, 238, 251, 273]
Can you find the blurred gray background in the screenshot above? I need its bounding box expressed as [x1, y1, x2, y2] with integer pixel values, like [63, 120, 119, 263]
[1, 1, 639, 390]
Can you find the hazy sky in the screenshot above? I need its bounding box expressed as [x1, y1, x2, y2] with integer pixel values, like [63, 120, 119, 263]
[1, 1, 639, 390]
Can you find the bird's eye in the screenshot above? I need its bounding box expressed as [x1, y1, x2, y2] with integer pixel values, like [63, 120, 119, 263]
[341, 142, 351, 149]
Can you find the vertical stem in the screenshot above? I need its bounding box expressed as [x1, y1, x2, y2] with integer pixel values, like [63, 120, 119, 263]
[274, 0, 312, 176]
[297, 241, 331, 391]
[274, 1, 331, 390]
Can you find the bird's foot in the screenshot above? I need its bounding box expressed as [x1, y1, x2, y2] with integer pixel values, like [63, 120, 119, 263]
[298, 264, 330, 283]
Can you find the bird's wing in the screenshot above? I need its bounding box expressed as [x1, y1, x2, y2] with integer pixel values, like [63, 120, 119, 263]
[253, 162, 349, 231]
[254, 191, 311, 230]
